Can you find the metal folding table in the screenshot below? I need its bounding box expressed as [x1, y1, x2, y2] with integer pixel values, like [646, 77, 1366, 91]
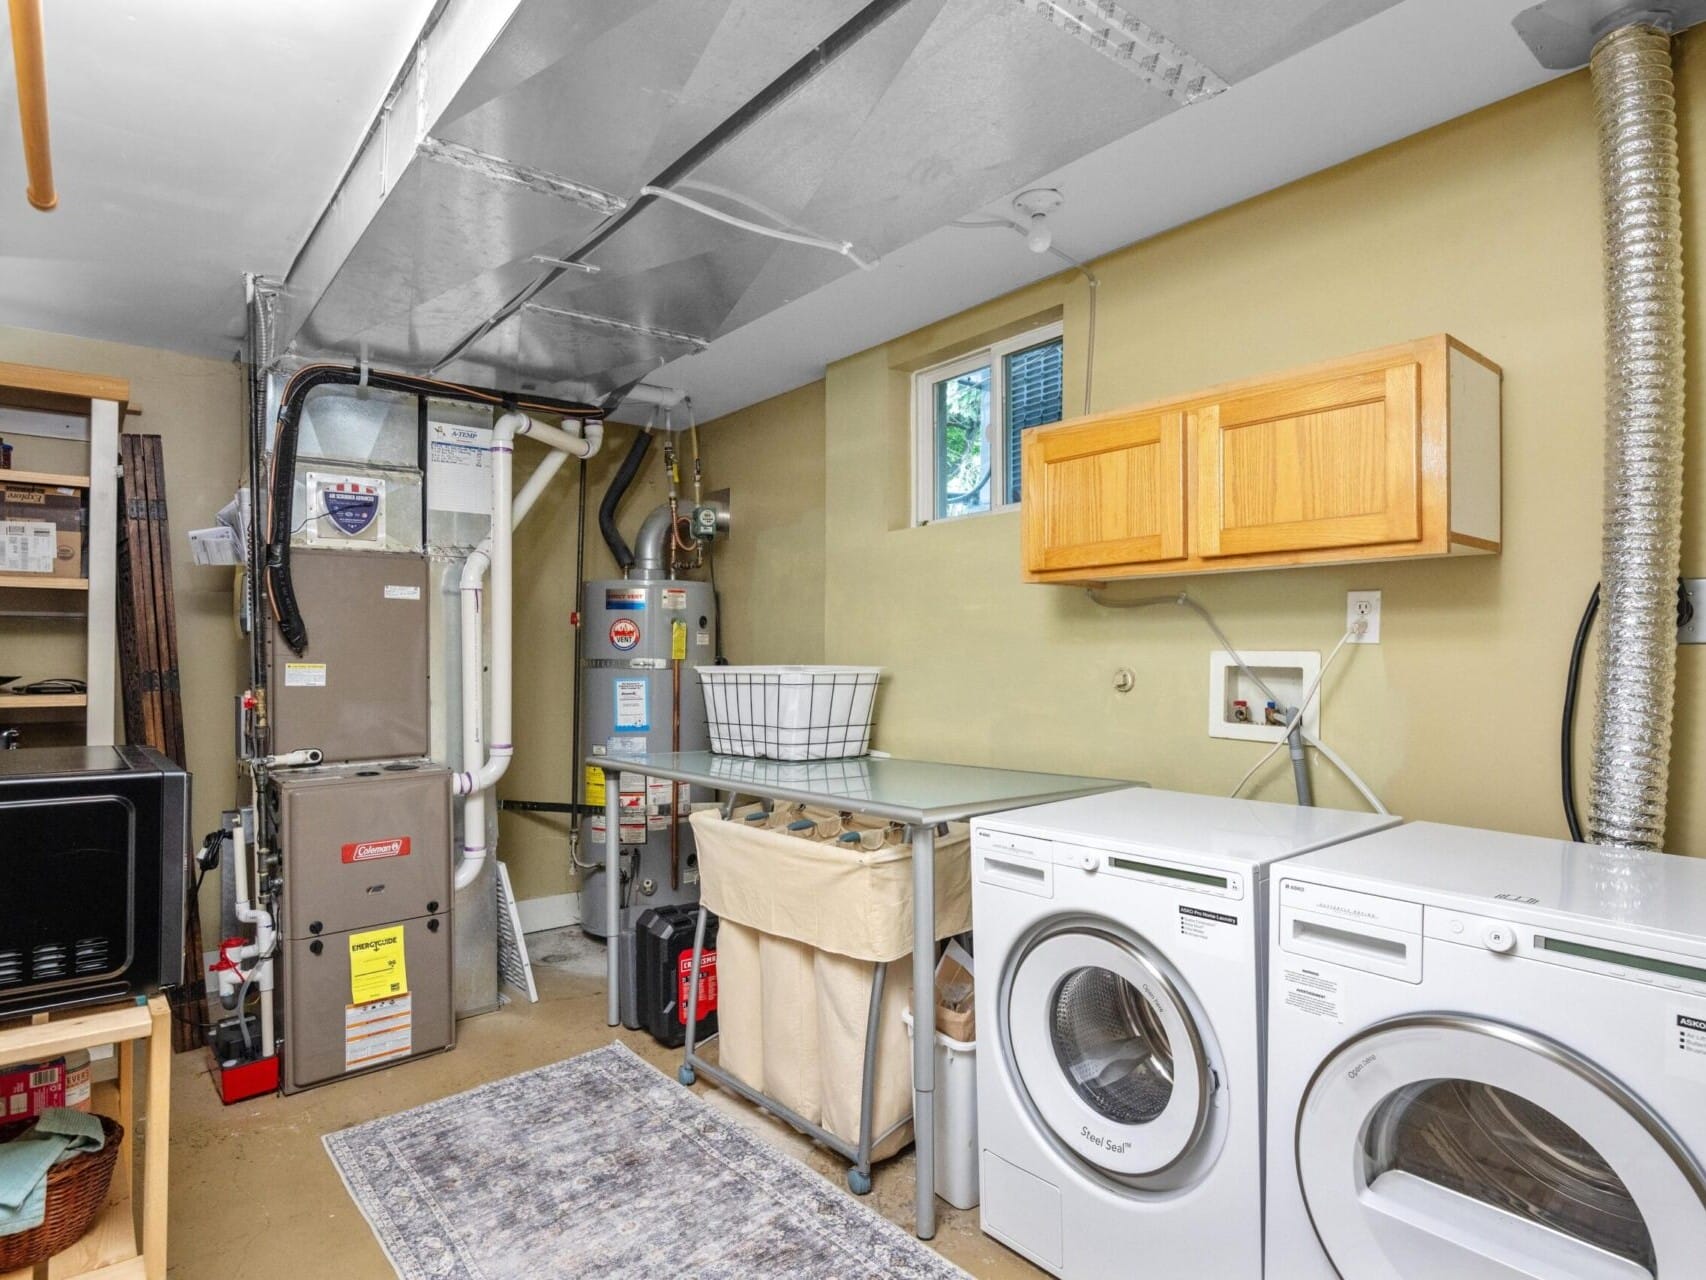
[593, 749, 1125, 1239]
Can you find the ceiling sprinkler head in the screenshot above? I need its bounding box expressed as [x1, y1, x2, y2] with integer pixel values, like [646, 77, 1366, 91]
[1013, 189, 1064, 254]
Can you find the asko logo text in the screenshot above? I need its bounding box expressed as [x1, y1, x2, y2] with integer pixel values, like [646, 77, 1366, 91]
[342, 837, 412, 864]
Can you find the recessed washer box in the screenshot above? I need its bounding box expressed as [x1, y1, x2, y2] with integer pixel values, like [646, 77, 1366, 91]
[1208, 649, 1320, 743]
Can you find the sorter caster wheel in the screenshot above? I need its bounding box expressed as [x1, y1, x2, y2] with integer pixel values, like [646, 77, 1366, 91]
[677, 1065, 696, 1086]
[847, 1168, 872, 1195]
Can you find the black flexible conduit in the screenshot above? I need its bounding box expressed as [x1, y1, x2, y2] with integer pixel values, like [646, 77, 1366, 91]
[1561, 579, 1693, 841]
[266, 364, 602, 654]
[597, 427, 654, 574]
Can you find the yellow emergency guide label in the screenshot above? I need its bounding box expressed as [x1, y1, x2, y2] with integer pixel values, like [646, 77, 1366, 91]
[284, 662, 328, 687]
[671, 619, 687, 660]
[349, 925, 408, 1005]
[585, 764, 606, 807]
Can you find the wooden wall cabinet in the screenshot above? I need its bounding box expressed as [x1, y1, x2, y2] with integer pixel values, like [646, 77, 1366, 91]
[1020, 336, 1500, 582]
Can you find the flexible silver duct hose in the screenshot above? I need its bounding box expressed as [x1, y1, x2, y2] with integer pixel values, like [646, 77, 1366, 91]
[1588, 24, 1688, 850]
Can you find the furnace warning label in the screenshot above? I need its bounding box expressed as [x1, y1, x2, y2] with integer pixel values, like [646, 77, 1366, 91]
[284, 662, 327, 688]
[349, 926, 408, 1005]
[345, 995, 412, 1072]
[1282, 968, 1342, 1023]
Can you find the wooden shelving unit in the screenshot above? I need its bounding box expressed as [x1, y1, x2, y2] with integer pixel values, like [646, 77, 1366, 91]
[0, 363, 125, 745]
[0, 577, 90, 592]
[0, 694, 88, 711]
[0, 996, 170, 1280]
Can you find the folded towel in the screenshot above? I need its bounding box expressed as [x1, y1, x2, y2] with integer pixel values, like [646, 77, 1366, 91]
[31, 1109, 105, 1162]
[0, 1109, 107, 1237]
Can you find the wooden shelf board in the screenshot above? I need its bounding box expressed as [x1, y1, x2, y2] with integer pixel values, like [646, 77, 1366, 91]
[0, 694, 88, 710]
[0, 1003, 153, 1062]
[1, 470, 90, 489]
[0, 363, 130, 419]
[0, 576, 89, 591]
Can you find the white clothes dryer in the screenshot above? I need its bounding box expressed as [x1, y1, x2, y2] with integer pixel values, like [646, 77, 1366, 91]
[971, 787, 1396, 1279]
[1266, 821, 1706, 1280]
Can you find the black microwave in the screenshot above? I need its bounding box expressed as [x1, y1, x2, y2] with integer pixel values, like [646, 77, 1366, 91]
[0, 745, 189, 1017]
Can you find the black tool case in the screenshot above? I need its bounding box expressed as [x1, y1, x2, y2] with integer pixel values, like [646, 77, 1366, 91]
[635, 905, 718, 1049]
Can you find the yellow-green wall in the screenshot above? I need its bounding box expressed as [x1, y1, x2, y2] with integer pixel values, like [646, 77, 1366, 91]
[706, 59, 1706, 853]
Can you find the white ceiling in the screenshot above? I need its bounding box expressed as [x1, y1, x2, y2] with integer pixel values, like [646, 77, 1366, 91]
[0, 0, 438, 351]
[1, 0, 1567, 415]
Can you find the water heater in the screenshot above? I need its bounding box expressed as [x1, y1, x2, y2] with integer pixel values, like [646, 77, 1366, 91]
[579, 578, 716, 937]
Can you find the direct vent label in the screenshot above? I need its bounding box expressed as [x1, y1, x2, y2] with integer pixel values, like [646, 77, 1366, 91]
[384, 584, 421, 601]
[284, 662, 327, 688]
[1668, 1011, 1706, 1084]
[1282, 967, 1342, 1023]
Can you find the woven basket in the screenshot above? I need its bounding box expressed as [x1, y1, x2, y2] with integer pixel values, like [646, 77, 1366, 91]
[0, 1115, 123, 1270]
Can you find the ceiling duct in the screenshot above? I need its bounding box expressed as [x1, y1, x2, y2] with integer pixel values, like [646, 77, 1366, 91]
[278, 0, 1402, 401]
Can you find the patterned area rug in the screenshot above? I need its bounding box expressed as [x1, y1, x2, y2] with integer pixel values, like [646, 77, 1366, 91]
[324, 1041, 966, 1280]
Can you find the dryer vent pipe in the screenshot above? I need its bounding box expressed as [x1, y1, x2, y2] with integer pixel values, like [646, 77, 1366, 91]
[1588, 22, 1689, 849]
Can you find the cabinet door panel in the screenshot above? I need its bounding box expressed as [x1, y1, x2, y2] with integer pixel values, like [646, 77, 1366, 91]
[1023, 410, 1186, 572]
[1197, 363, 1421, 558]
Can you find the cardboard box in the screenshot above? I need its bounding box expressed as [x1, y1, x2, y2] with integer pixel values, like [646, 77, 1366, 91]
[0, 481, 84, 578]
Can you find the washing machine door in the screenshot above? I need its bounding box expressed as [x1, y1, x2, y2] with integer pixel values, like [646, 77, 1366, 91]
[1295, 1015, 1706, 1279]
[1004, 925, 1212, 1179]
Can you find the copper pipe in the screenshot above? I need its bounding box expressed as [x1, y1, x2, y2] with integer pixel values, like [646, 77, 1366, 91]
[669, 645, 682, 889]
[8, 0, 57, 211]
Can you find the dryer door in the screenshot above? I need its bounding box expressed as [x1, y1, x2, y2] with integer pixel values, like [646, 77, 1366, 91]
[1004, 926, 1213, 1180]
[1295, 1015, 1706, 1279]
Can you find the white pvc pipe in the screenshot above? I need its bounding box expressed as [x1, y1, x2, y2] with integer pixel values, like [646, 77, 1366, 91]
[223, 816, 277, 1055]
[453, 412, 602, 890]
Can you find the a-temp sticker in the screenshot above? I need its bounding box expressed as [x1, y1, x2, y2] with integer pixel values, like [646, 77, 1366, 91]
[345, 995, 412, 1071]
[284, 662, 327, 688]
[1281, 967, 1342, 1023]
[609, 618, 641, 651]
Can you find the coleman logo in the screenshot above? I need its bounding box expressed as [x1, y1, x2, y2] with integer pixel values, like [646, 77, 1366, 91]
[342, 837, 411, 864]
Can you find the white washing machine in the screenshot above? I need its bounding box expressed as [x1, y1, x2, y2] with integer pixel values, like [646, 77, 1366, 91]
[971, 787, 1398, 1279]
[1266, 821, 1706, 1280]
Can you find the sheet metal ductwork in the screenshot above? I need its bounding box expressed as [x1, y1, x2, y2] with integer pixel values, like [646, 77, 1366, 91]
[275, 0, 1399, 402]
[1588, 23, 1688, 850]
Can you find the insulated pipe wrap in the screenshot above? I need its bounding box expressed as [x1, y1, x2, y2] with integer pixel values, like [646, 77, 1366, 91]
[1589, 25, 1688, 849]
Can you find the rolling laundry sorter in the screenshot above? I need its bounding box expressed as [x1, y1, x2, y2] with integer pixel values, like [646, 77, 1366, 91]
[686, 803, 971, 1190]
[594, 749, 1123, 1238]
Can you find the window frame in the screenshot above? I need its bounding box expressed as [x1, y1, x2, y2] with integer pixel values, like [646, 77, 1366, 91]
[911, 320, 1065, 526]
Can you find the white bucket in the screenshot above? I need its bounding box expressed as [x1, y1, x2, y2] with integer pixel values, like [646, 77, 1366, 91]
[902, 1008, 979, 1210]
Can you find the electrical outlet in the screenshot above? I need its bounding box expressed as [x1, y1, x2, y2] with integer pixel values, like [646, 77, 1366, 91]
[1681, 579, 1704, 645]
[1347, 590, 1381, 644]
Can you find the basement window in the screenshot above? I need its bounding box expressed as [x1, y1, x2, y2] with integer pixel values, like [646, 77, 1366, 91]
[912, 322, 1064, 523]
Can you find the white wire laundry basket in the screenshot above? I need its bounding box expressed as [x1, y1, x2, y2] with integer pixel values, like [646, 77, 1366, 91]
[699, 665, 882, 760]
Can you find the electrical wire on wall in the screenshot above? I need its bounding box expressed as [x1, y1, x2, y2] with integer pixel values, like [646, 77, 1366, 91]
[952, 215, 1099, 415]
[1088, 589, 1389, 815]
[1560, 579, 1693, 841]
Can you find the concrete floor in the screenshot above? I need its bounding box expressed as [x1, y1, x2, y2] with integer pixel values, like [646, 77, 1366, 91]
[166, 928, 1043, 1279]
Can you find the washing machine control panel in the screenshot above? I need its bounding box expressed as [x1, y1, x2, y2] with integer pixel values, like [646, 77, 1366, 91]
[1098, 847, 1244, 900]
